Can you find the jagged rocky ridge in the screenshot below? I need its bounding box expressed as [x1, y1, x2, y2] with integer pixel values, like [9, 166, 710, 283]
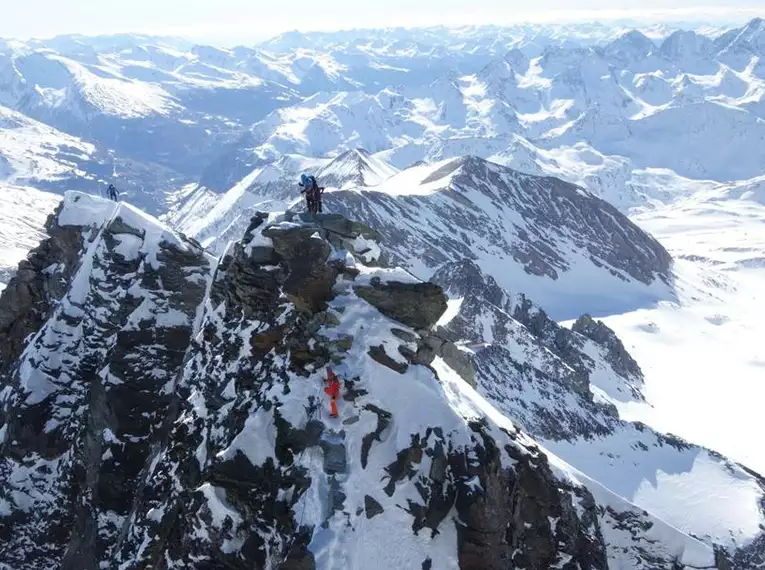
[174, 152, 674, 321]
[0, 192, 746, 569]
[430, 258, 765, 569]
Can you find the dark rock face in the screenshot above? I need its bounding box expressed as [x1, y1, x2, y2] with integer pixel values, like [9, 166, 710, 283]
[396, 330, 477, 388]
[0, 204, 83, 371]
[368, 344, 409, 374]
[430, 259, 649, 442]
[0, 203, 213, 570]
[354, 278, 448, 330]
[432, 260, 600, 403]
[364, 494, 384, 519]
[453, 427, 609, 570]
[572, 314, 643, 381]
[0, 204, 733, 570]
[263, 225, 339, 313]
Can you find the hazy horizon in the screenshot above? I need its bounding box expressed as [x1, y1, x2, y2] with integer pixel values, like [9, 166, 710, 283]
[1, 2, 763, 46]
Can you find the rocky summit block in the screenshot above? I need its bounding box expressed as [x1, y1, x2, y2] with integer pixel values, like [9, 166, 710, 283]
[354, 277, 448, 331]
[263, 224, 339, 313]
[572, 314, 643, 381]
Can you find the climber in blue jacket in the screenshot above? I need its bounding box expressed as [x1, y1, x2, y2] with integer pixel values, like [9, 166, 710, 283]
[299, 174, 324, 214]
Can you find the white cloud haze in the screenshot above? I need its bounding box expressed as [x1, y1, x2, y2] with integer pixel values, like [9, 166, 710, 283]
[1, 0, 763, 44]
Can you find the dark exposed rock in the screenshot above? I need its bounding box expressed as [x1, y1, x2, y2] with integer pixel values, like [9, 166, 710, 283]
[299, 213, 381, 241]
[452, 425, 608, 570]
[361, 405, 392, 469]
[249, 245, 280, 265]
[327, 475, 346, 516]
[263, 225, 339, 313]
[0, 205, 84, 371]
[391, 328, 417, 343]
[107, 215, 145, 237]
[384, 441, 425, 497]
[395, 329, 477, 387]
[342, 378, 368, 403]
[243, 211, 270, 246]
[354, 278, 448, 330]
[321, 434, 348, 475]
[251, 325, 287, 357]
[364, 495, 384, 519]
[211, 243, 285, 319]
[331, 335, 354, 353]
[368, 344, 409, 374]
[0, 199, 212, 569]
[439, 340, 476, 387]
[573, 314, 643, 381]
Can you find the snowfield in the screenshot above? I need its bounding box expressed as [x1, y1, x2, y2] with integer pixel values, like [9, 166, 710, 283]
[602, 183, 765, 476]
[0, 184, 61, 288]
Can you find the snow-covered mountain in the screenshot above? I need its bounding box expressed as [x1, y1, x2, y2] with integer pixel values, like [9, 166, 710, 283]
[0, 19, 763, 218]
[176, 152, 672, 320]
[3, 19, 765, 567]
[0, 192, 761, 569]
[191, 18, 765, 210]
[0, 20, 758, 205]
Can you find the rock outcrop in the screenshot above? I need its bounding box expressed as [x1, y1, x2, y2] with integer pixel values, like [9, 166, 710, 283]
[0, 193, 737, 570]
[0, 193, 213, 569]
[0, 203, 82, 370]
[354, 278, 447, 330]
[572, 314, 643, 381]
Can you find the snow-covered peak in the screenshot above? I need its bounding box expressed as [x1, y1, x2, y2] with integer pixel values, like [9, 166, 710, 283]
[728, 17, 765, 50]
[659, 30, 715, 61]
[325, 155, 673, 320]
[603, 30, 656, 62]
[317, 148, 399, 189]
[716, 17, 765, 64]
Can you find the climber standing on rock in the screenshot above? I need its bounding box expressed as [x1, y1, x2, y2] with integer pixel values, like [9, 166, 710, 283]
[107, 183, 119, 202]
[324, 368, 341, 418]
[299, 173, 324, 214]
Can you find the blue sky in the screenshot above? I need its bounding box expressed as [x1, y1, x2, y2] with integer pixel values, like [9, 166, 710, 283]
[2, 0, 763, 44]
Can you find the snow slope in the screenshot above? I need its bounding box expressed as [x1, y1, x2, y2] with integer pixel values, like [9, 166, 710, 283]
[429, 258, 765, 557]
[0, 105, 96, 185]
[0, 184, 61, 288]
[602, 180, 765, 477]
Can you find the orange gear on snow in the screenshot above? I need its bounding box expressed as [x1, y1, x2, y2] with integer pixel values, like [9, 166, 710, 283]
[324, 369, 341, 417]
